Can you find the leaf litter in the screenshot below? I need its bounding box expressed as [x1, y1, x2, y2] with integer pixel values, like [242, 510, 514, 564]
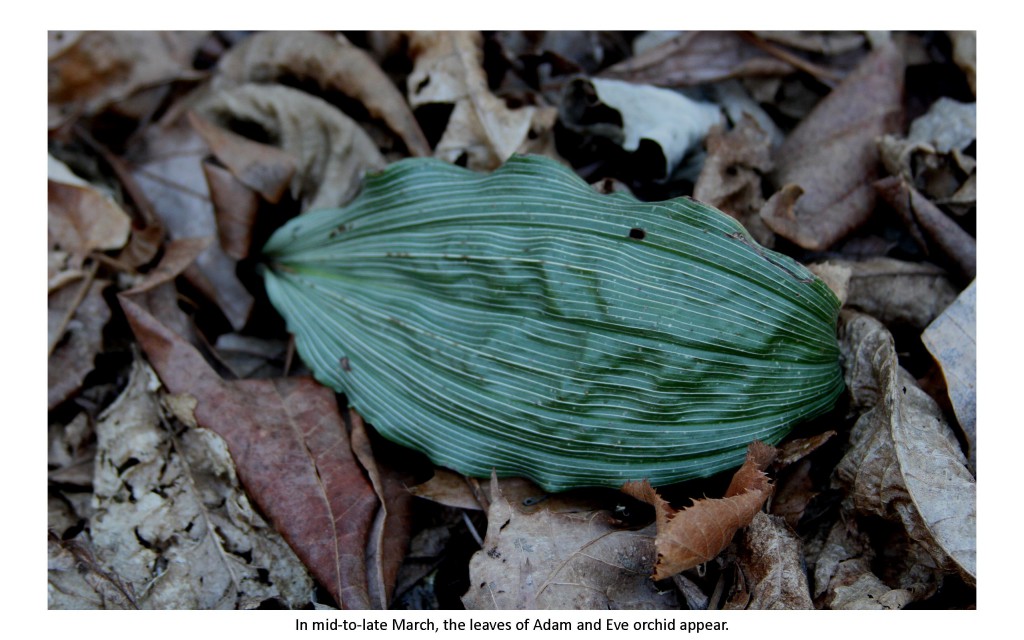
[47, 30, 977, 610]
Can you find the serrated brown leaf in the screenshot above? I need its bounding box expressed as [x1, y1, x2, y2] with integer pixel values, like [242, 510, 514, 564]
[119, 294, 384, 608]
[215, 31, 430, 157]
[622, 441, 777, 580]
[761, 42, 904, 250]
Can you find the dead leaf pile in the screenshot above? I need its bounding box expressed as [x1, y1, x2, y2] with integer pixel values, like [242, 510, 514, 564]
[48, 30, 976, 611]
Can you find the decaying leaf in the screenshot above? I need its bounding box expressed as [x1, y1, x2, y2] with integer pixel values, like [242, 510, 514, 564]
[600, 31, 796, 88]
[463, 475, 675, 609]
[48, 533, 138, 609]
[761, 42, 904, 250]
[189, 110, 297, 205]
[693, 114, 775, 246]
[215, 31, 430, 157]
[835, 311, 976, 587]
[89, 359, 314, 608]
[196, 83, 386, 210]
[48, 155, 132, 267]
[406, 31, 539, 170]
[127, 113, 254, 330]
[922, 281, 976, 472]
[621, 441, 777, 580]
[727, 513, 813, 609]
[878, 97, 975, 212]
[48, 277, 110, 410]
[832, 257, 959, 331]
[560, 77, 723, 180]
[823, 558, 913, 610]
[48, 31, 205, 129]
[201, 160, 261, 261]
[119, 295, 404, 608]
[875, 175, 976, 283]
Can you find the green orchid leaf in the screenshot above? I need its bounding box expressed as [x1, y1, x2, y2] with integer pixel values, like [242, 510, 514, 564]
[262, 155, 843, 492]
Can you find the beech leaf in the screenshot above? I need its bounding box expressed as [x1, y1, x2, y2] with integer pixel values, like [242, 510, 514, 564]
[621, 441, 777, 580]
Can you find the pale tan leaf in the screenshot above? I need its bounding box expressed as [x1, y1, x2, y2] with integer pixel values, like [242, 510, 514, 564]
[89, 360, 315, 609]
[215, 31, 430, 157]
[407, 31, 536, 170]
[835, 311, 976, 586]
[922, 280, 976, 472]
[48, 155, 131, 266]
[48, 278, 110, 409]
[463, 475, 675, 609]
[196, 83, 385, 210]
[823, 559, 913, 610]
[837, 257, 959, 330]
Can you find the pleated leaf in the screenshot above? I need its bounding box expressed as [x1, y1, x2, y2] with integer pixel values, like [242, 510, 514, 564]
[262, 155, 843, 492]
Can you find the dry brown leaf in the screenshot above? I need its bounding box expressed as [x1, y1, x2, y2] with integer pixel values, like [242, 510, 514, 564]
[601, 31, 795, 87]
[728, 512, 813, 609]
[463, 475, 675, 609]
[761, 42, 904, 250]
[127, 113, 254, 330]
[835, 311, 976, 586]
[119, 295, 392, 608]
[694, 115, 775, 247]
[215, 31, 430, 157]
[407, 31, 538, 171]
[48, 31, 205, 129]
[88, 359, 314, 609]
[408, 468, 485, 511]
[201, 160, 261, 261]
[189, 111, 297, 204]
[755, 31, 867, 56]
[875, 176, 976, 283]
[836, 257, 959, 330]
[196, 83, 386, 210]
[621, 441, 777, 580]
[48, 156, 131, 267]
[349, 411, 414, 609]
[48, 278, 110, 410]
[922, 281, 976, 472]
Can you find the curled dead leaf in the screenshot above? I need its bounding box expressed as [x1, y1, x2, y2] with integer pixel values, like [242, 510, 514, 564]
[835, 311, 976, 586]
[407, 31, 539, 170]
[196, 83, 385, 210]
[215, 31, 430, 157]
[621, 441, 777, 580]
[727, 512, 813, 609]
